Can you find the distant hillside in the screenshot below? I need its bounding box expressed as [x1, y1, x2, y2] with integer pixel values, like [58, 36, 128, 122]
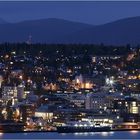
[66, 16, 140, 45]
[0, 17, 140, 45]
[0, 18, 93, 43]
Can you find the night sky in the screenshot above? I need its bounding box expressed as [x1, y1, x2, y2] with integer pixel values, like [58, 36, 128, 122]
[1, 1, 140, 25]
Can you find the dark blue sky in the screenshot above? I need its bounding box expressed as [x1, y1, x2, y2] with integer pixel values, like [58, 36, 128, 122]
[1, 1, 140, 25]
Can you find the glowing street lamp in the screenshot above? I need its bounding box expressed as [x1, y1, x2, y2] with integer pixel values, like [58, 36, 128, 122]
[106, 77, 114, 86]
[76, 78, 80, 84]
[19, 75, 23, 80]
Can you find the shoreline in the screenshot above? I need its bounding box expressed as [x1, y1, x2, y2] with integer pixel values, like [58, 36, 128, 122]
[1, 129, 140, 133]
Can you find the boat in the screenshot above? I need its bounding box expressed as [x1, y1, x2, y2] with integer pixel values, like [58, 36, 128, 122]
[57, 120, 111, 133]
[0, 120, 25, 132]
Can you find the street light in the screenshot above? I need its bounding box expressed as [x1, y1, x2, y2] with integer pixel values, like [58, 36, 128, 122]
[106, 77, 114, 86]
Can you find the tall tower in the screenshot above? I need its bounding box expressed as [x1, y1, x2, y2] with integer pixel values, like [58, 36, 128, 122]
[26, 35, 32, 45]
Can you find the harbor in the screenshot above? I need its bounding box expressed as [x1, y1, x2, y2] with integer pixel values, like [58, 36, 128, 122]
[1, 119, 140, 133]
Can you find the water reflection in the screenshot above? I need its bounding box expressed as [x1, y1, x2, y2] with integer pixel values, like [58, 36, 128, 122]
[74, 131, 113, 137]
[101, 132, 109, 137]
[23, 133, 28, 135]
[0, 132, 3, 138]
[74, 132, 87, 135]
[109, 131, 114, 134]
[61, 133, 66, 136]
[130, 130, 139, 134]
[0, 131, 140, 139]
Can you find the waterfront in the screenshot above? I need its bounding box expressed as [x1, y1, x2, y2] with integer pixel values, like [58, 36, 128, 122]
[0, 131, 140, 139]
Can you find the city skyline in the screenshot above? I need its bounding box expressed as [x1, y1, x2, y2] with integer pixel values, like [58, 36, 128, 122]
[0, 1, 140, 139]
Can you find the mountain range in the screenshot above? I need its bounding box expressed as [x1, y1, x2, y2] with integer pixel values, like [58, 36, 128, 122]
[0, 16, 140, 45]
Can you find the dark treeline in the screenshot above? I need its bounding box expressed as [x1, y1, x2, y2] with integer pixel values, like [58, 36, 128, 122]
[0, 43, 138, 56]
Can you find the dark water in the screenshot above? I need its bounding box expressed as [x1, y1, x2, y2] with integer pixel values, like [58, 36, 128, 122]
[0, 131, 140, 139]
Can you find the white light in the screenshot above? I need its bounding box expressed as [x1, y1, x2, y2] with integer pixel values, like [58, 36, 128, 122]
[110, 80, 114, 85]
[106, 78, 110, 84]
[0, 132, 3, 136]
[130, 130, 139, 134]
[74, 124, 78, 127]
[79, 124, 83, 127]
[101, 132, 109, 137]
[106, 77, 114, 86]
[39, 122, 42, 126]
